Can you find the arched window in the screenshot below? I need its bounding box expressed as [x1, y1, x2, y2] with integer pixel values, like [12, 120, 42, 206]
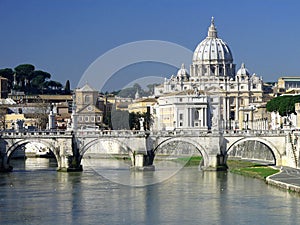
[84, 95, 90, 104]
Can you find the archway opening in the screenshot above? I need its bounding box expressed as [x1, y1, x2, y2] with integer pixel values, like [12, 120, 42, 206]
[8, 142, 58, 171]
[154, 140, 204, 170]
[226, 140, 276, 172]
[81, 139, 132, 171]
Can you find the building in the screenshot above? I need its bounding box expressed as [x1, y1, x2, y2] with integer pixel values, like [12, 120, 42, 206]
[4, 113, 37, 130]
[128, 98, 157, 114]
[73, 84, 104, 129]
[153, 18, 265, 131]
[277, 77, 300, 93]
[153, 90, 213, 131]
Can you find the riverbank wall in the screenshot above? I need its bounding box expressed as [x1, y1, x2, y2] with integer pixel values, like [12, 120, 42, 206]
[266, 172, 300, 193]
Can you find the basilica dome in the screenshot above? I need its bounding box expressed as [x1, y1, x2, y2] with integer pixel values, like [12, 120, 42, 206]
[192, 18, 233, 64]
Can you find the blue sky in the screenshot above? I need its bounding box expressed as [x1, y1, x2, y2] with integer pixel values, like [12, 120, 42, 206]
[0, 0, 299, 91]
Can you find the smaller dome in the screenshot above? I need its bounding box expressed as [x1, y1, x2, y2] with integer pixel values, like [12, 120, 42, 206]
[177, 63, 189, 77]
[236, 63, 250, 76]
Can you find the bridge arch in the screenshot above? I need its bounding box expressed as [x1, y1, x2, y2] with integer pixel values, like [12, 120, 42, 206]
[5, 139, 59, 168]
[226, 137, 281, 165]
[153, 137, 210, 167]
[79, 138, 134, 162]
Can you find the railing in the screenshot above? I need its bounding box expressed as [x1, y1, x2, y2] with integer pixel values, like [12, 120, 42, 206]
[0, 128, 287, 138]
[222, 129, 286, 136]
[0, 130, 73, 137]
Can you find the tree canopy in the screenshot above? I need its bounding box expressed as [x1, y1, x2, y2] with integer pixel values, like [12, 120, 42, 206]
[0, 64, 69, 95]
[266, 95, 300, 116]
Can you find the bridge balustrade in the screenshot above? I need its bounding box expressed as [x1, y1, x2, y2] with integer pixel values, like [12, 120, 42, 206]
[0, 130, 72, 137]
[223, 129, 285, 136]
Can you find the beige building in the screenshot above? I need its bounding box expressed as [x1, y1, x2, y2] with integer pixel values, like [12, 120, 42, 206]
[277, 77, 300, 92]
[153, 90, 211, 131]
[4, 113, 37, 130]
[128, 98, 157, 113]
[74, 84, 104, 129]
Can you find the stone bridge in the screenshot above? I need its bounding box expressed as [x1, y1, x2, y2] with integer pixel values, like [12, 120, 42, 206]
[0, 129, 298, 172]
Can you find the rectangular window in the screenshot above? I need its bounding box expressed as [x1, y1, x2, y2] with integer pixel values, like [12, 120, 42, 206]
[179, 113, 183, 120]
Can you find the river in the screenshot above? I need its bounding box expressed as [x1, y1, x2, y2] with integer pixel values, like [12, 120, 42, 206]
[0, 157, 300, 225]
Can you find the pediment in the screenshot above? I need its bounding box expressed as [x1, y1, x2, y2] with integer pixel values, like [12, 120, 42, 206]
[205, 85, 226, 95]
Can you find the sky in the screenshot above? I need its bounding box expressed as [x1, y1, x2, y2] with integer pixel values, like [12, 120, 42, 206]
[0, 0, 300, 92]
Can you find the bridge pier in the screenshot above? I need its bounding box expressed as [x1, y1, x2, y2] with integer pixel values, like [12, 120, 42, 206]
[56, 135, 83, 172]
[201, 154, 227, 171]
[130, 151, 155, 171]
[0, 155, 13, 172]
[56, 155, 83, 172]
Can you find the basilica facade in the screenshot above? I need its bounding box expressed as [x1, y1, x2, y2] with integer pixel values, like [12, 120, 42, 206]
[153, 18, 265, 131]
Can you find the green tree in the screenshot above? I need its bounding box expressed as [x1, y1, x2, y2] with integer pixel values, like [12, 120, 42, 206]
[14, 64, 35, 87]
[45, 80, 63, 90]
[64, 80, 71, 94]
[266, 95, 300, 116]
[0, 68, 14, 88]
[30, 70, 51, 92]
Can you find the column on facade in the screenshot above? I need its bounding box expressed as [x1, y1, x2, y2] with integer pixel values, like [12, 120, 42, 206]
[224, 64, 227, 76]
[198, 108, 203, 127]
[226, 97, 231, 129]
[223, 97, 228, 129]
[207, 65, 210, 76]
[235, 96, 239, 122]
[203, 107, 207, 127]
[215, 65, 219, 76]
[190, 108, 193, 127]
[186, 107, 190, 128]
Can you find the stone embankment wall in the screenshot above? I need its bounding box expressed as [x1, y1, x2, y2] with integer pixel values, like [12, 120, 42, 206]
[228, 140, 275, 162]
[155, 141, 199, 158]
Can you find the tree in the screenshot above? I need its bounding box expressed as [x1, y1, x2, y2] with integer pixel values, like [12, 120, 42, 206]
[64, 80, 71, 94]
[44, 80, 63, 90]
[0, 68, 14, 88]
[0, 68, 14, 80]
[30, 70, 51, 93]
[14, 64, 35, 87]
[129, 112, 147, 130]
[266, 95, 300, 116]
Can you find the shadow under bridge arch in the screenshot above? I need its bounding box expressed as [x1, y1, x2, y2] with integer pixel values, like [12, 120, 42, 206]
[153, 137, 210, 167]
[226, 137, 281, 165]
[5, 139, 58, 169]
[79, 138, 134, 162]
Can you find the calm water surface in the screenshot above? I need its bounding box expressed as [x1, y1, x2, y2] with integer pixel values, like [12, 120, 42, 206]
[0, 158, 300, 225]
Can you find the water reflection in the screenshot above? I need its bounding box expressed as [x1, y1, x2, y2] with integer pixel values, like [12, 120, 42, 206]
[10, 157, 57, 171]
[1, 158, 300, 224]
[82, 157, 197, 187]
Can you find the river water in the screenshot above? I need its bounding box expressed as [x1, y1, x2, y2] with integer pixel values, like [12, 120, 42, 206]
[1, 158, 300, 225]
